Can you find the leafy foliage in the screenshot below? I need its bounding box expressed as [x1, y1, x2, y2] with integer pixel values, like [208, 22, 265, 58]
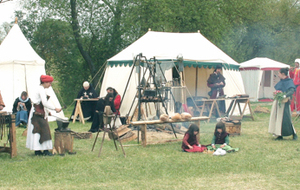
[2, 0, 300, 105]
[30, 19, 89, 105]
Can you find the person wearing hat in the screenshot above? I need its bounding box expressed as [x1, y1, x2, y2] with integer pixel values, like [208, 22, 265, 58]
[70, 81, 98, 121]
[289, 59, 300, 113]
[207, 65, 226, 114]
[0, 91, 5, 111]
[26, 75, 62, 156]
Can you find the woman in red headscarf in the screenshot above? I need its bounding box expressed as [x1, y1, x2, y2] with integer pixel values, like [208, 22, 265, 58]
[26, 75, 62, 156]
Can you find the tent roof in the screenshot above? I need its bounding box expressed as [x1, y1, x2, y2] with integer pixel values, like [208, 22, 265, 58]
[0, 24, 45, 65]
[108, 31, 240, 70]
[239, 57, 289, 71]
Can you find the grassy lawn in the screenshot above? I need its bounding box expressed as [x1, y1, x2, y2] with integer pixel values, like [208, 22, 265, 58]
[1, 102, 300, 189]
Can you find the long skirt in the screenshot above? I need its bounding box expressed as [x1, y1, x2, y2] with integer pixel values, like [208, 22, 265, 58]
[26, 109, 52, 151]
[269, 100, 296, 136]
[183, 145, 207, 152]
[15, 110, 28, 126]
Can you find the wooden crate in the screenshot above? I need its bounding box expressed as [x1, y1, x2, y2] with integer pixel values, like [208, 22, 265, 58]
[224, 121, 241, 136]
[108, 125, 137, 143]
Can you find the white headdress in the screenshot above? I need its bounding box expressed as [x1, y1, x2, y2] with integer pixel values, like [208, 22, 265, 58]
[295, 59, 300, 68]
[83, 81, 90, 88]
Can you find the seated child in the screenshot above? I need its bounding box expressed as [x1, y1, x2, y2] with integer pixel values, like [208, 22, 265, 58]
[182, 124, 207, 152]
[207, 121, 239, 152]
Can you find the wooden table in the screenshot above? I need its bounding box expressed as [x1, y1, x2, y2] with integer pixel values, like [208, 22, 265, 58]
[198, 99, 221, 122]
[73, 98, 98, 124]
[0, 113, 17, 158]
[195, 97, 254, 122]
[225, 97, 254, 121]
[130, 116, 209, 147]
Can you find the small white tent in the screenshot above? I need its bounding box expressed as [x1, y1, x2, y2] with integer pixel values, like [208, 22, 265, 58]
[0, 24, 64, 119]
[100, 31, 246, 116]
[239, 57, 290, 101]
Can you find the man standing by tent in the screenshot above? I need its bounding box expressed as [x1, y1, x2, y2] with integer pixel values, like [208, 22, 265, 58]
[290, 59, 300, 113]
[207, 65, 226, 114]
[0, 91, 5, 110]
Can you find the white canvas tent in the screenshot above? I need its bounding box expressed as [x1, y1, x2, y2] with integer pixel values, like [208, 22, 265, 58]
[100, 31, 246, 117]
[239, 57, 290, 101]
[0, 24, 64, 120]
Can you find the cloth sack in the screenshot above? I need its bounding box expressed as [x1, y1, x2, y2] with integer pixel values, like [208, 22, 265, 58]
[213, 148, 226, 156]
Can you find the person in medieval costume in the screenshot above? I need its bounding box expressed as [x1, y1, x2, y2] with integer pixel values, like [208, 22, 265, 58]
[70, 81, 98, 121]
[269, 68, 298, 140]
[0, 91, 5, 111]
[182, 124, 206, 152]
[207, 65, 226, 114]
[12, 91, 32, 127]
[289, 59, 300, 112]
[26, 75, 62, 156]
[109, 87, 124, 126]
[88, 93, 115, 133]
[206, 121, 239, 153]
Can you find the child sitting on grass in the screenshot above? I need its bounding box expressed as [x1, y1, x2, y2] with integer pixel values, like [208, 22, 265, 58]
[207, 121, 239, 152]
[182, 124, 207, 152]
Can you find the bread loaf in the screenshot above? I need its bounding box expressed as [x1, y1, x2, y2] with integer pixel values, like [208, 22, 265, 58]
[181, 112, 192, 120]
[171, 113, 181, 121]
[160, 114, 169, 122]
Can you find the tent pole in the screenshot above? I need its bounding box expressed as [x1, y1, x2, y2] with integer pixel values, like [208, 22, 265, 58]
[180, 71, 185, 107]
[24, 65, 28, 93]
[92, 61, 107, 90]
[195, 67, 198, 97]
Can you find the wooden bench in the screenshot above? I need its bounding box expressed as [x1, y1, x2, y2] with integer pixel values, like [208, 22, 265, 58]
[130, 116, 209, 146]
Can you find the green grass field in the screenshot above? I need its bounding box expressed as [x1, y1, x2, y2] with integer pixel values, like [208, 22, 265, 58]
[0, 102, 300, 190]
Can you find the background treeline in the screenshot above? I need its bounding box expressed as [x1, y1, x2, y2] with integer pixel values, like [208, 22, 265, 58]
[1, 0, 300, 106]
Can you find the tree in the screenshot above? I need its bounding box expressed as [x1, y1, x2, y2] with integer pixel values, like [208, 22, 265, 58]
[13, 0, 300, 105]
[218, 0, 300, 64]
[0, 0, 13, 3]
[30, 19, 89, 105]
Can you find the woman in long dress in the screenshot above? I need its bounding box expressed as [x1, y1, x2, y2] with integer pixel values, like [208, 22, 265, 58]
[269, 68, 298, 140]
[26, 75, 62, 156]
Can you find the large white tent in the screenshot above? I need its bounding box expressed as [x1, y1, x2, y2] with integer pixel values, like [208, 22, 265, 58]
[100, 31, 246, 117]
[239, 57, 290, 101]
[0, 24, 64, 119]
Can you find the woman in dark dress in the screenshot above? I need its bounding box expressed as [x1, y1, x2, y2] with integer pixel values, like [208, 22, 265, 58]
[269, 68, 298, 140]
[88, 93, 115, 133]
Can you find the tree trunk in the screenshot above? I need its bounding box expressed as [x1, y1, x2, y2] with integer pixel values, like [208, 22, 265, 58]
[110, 0, 123, 55]
[70, 0, 96, 77]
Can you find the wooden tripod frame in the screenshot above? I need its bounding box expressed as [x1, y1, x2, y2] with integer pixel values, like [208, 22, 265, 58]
[91, 114, 126, 157]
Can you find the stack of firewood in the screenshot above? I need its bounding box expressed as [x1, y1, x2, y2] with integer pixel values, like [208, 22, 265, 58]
[108, 125, 137, 143]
